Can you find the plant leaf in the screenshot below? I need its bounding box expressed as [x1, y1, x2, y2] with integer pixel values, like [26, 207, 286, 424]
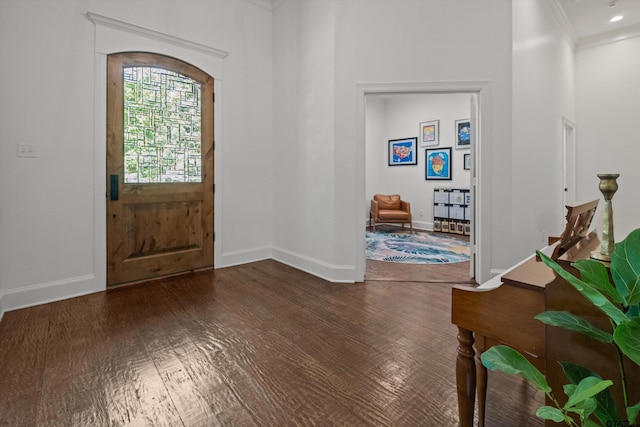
[564, 376, 613, 410]
[481, 345, 551, 392]
[536, 406, 566, 422]
[573, 258, 623, 304]
[560, 361, 619, 423]
[535, 311, 613, 343]
[583, 419, 602, 427]
[570, 396, 598, 422]
[564, 383, 576, 397]
[537, 250, 628, 325]
[628, 400, 640, 423]
[611, 228, 640, 306]
[613, 317, 640, 365]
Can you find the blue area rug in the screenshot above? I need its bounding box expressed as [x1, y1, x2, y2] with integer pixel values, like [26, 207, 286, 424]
[366, 229, 470, 264]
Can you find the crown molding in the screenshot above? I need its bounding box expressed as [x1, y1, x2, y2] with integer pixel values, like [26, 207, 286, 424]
[546, 0, 578, 49]
[245, 0, 274, 11]
[271, 0, 285, 10]
[576, 22, 640, 50]
[86, 11, 229, 59]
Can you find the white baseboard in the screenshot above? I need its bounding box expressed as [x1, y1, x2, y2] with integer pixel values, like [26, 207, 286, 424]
[219, 245, 272, 268]
[0, 246, 356, 321]
[366, 218, 434, 231]
[271, 246, 355, 283]
[411, 220, 433, 231]
[219, 244, 356, 283]
[0, 274, 100, 319]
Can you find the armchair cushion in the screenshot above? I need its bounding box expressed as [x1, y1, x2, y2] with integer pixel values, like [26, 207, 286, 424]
[374, 194, 401, 210]
[378, 209, 410, 220]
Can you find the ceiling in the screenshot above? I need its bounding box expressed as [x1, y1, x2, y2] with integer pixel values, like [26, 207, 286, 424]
[557, 0, 640, 40]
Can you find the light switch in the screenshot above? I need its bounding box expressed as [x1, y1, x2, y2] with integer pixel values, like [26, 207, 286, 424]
[17, 144, 37, 158]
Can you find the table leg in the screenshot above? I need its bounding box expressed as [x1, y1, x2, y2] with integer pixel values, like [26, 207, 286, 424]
[456, 327, 476, 427]
[476, 351, 487, 427]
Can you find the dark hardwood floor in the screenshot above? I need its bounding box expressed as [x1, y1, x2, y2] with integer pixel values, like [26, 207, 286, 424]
[0, 260, 544, 426]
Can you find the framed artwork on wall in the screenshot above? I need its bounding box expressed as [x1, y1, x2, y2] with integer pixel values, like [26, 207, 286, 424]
[464, 153, 471, 170]
[455, 119, 471, 149]
[419, 120, 439, 147]
[425, 147, 452, 180]
[388, 137, 418, 166]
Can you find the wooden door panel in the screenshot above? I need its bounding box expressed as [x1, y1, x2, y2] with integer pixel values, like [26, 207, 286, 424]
[123, 200, 204, 258]
[107, 52, 214, 287]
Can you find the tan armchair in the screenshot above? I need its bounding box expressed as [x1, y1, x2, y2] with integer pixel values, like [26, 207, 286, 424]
[370, 194, 413, 233]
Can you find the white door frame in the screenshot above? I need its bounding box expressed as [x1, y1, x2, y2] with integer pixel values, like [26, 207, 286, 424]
[355, 81, 493, 284]
[89, 12, 226, 292]
[562, 117, 577, 208]
[469, 93, 479, 279]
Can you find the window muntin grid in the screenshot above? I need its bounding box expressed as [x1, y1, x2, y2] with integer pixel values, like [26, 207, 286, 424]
[123, 67, 202, 183]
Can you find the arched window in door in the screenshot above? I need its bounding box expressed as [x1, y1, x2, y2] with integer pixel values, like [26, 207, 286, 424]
[123, 66, 203, 184]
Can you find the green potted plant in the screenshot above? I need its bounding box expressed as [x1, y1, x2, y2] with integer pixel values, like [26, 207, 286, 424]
[481, 228, 640, 426]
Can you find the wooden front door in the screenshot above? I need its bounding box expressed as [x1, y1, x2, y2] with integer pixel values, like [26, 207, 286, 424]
[106, 52, 214, 287]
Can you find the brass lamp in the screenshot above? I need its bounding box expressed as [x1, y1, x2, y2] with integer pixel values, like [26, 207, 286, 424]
[591, 173, 620, 262]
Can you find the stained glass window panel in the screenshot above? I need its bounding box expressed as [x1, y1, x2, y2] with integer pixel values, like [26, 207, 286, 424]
[123, 67, 202, 183]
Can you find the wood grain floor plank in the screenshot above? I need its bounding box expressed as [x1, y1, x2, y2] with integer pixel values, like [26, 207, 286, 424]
[0, 259, 544, 426]
[214, 266, 447, 424]
[0, 303, 50, 426]
[101, 286, 186, 427]
[132, 279, 256, 426]
[167, 270, 377, 426]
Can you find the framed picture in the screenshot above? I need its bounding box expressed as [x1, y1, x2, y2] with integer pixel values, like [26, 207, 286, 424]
[425, 147, 452, 180]
[388, 137, 418, 166]
[464, 153, 471, 170]
[455, 119, 471, 149]
[419, 120, 439, 147]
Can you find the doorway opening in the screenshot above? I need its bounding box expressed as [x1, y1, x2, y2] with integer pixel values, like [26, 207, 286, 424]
[356, 81, 490, 284]
[364, 92, 474, 283]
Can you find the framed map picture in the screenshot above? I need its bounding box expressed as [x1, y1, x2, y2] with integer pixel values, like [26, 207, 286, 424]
[425, 147, 452, 180]
[388, 137, 418, 166]
[419, 120, 439, 147]
[455, 119, 471, 149]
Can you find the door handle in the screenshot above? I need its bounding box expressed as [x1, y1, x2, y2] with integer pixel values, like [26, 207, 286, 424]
[110, 174, 119, 201]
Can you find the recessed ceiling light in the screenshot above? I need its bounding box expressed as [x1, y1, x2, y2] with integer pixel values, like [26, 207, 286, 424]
[610, 15, 624, 22]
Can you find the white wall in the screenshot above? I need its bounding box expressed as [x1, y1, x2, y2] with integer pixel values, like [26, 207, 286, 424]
[365, 97, 386, 213]
[271, 0, 341, 280]
[366, 94, 471, 231]
[575, 35, 640, 241]
[0, 0, 274, 314]
[512, 0, 576, 259]
[332, 0, 513, 281]
[272, 0, 513, 283]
